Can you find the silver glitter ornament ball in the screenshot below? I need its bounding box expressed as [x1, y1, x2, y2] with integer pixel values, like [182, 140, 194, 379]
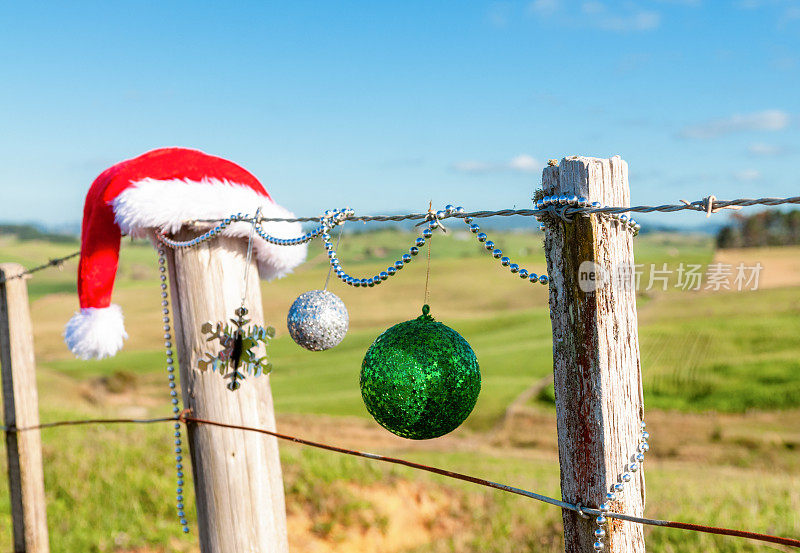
[287, 290, 349, 351]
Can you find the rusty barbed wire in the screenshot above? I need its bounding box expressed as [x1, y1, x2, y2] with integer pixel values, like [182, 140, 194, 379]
[4, 415, 798, 548]
[0, 251, 80, 283]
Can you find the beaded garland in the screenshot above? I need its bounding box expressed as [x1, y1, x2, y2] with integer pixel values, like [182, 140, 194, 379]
[320, 205, 554, 288]
[460, 210, 550, 286]
[157, 199, 640, 291]
[318, 212, 437, 288]
[156, 208, 351, 250]
[591, 421, 650, 551]
[156, 248, 189, 534]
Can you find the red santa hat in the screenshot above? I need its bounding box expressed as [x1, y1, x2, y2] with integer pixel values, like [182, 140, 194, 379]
[65, 147, 307, 360]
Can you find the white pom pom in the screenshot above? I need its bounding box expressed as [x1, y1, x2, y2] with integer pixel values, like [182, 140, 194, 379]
[64, 305, 128, 360]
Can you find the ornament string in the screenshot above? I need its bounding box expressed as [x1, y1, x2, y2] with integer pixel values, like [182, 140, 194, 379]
[420, 200, 449, 305]
[241, 207, 261, 306]
[424, 230, 432, 306]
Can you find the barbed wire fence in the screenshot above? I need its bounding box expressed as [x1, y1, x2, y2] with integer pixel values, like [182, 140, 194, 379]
[0, 251, 80, 283]
[1, 413, 797, 548]
[3, 193, 800, 284]
[1, 193, 799, 549]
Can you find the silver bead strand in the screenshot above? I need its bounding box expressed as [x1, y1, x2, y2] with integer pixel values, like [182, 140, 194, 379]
[157, 248, 189, 535]
[462, 212, 549, 286]
[157, 209, 353, 249]
[157, 214, 241, 249]
[254, 208, 351, 246]
[323, 210, 441, 288]
[594, 420, 649, 550]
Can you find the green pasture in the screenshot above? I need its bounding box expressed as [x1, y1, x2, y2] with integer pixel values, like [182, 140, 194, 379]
[1, 231, 798, 552]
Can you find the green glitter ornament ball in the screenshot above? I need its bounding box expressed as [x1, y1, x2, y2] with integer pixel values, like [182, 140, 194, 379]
[360, 305, 481, 440]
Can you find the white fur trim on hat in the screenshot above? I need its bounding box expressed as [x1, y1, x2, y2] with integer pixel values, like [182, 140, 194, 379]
[64, 305, 128, 360]
[112, 178, 306, 280]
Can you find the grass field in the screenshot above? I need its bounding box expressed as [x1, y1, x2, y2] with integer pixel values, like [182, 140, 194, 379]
[0, 230, 798, 552]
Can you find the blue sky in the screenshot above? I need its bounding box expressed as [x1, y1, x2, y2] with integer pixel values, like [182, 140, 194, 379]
[1, 1, 798, 228]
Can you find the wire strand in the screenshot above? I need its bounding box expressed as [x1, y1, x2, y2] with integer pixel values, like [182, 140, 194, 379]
[5, 415, 798, 548]
[188, 195, 800, 224]
[6, 193, 800, 283]
[0, 251, 80, 283]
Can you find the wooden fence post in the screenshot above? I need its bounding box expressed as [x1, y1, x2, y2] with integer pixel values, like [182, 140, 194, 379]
[0, 264, 50, 553]
[542, 157, 645, 552]
[165, 232, 288, 553]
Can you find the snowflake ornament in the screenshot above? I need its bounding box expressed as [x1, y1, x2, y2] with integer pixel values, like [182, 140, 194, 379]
[199, 306, 276, 391]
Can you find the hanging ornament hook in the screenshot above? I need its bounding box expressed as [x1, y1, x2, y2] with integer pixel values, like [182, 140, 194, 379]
[241, 207, 261, 307]
[415, 201, 449, 233]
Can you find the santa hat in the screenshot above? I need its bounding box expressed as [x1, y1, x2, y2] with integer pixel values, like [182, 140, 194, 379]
[65, 147, 307, 360]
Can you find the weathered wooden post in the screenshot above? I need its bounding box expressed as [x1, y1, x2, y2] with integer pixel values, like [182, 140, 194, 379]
[542, 157, 645, 552]
[165, 232, 288, 553]
[0, 263, 50, 553]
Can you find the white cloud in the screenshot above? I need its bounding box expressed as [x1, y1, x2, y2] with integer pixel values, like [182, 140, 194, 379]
[596, 10, 660, 31]
[679, 109, 791, 139]
[508, 154, 540, 172]
[529, 0, 659, 32]
[784, 5, 800, 20]
[528, 0, 561, 15]
[737, 0, 764, 8]
[487, 2, 512, 28]
[581, 1, 605, 14]
[733, 169, 762, 181]
[616, 53, 652, 74]
[453, 155, 541, 175]
[736, 0, 798, 9]
[452, 160, 494, 173]
[737, 0, 800, 29]
[747, 142, 788, 156]
[772, 55, 798, 71]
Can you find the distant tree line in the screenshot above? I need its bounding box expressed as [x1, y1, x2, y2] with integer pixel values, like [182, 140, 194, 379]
[0, 223, 77, 243]
[716, 209, 800, 248]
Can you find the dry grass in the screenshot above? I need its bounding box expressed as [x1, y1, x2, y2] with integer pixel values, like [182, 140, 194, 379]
[714, 245, 800, 289]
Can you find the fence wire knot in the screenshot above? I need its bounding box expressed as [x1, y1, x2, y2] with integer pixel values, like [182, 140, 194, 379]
[414, 202, 449, 233]
[554, 205, 575, 222]
[680, 195, 744, 218]
[539, 204, 575, 223]
[177, 408, 192, 424]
